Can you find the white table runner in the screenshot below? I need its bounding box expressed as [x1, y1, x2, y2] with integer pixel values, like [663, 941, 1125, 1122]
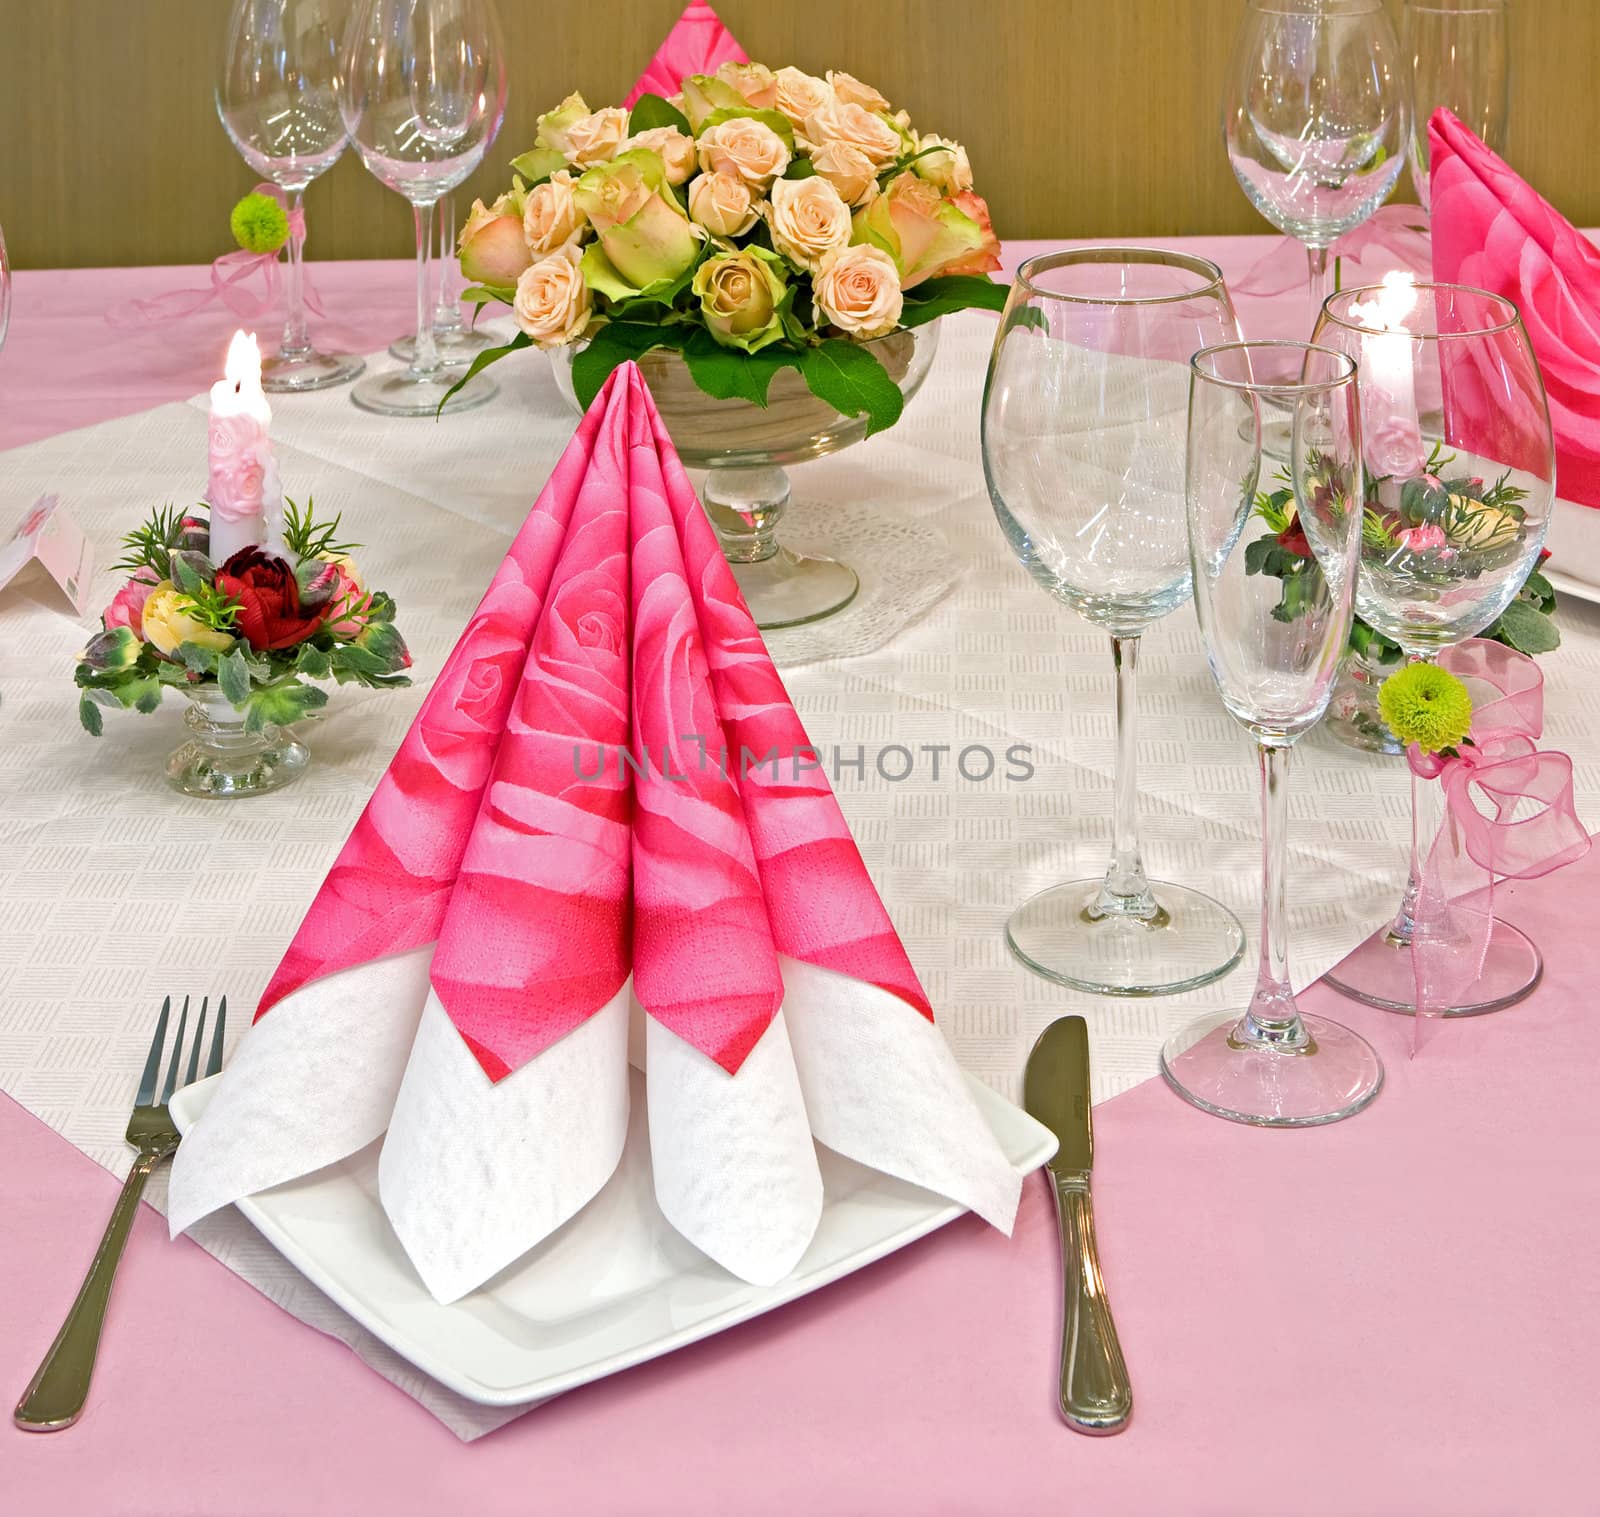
[3, 313, 1599, 1437]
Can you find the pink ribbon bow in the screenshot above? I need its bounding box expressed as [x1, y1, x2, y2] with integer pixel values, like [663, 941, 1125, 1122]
[106, 183, 320, 329]
[1408, 639, 1589, 1022]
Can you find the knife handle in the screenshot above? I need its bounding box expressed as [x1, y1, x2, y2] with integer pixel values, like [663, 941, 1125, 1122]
[1049, 1173, 1132, 1434]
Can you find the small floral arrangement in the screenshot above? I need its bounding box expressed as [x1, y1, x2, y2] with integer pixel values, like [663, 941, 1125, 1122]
[74, 502, 411, 735]
[1246, 442, 1559, 660]
[448, 63, 1006, 433]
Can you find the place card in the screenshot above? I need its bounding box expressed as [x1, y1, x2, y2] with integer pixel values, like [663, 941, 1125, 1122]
[0, 495, 94, 616]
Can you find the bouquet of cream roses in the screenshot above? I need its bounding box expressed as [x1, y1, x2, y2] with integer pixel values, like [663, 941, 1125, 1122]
[448, 63, 1006, 434]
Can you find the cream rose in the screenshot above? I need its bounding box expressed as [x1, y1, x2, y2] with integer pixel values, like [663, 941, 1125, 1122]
[772, 66, 833, 125]
[688, 171, 759, 237]
[716, 60, 779, 110]
[618, 125, 697, 185]
[765, 175, 852, 271]
[826, 70, 890, 112]
[141, 582, 235, 657]
[562, 106, 630, 168]
[808, 141, 880, 208]
[696, 117, 791, 190]
[522, 170, 582, 256]
[800, 98, 902, 167]
[913, 133, 973, 193]
[813, 244, 903, 338]
[512, 249, 592, 348]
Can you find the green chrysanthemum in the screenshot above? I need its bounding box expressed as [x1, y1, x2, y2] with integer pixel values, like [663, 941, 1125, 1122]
[230, 192, 290, 255]
[1378, 662, 1474, 753]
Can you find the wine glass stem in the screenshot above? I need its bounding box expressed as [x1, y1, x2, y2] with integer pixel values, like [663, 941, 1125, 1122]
[411, 202, 439, 379]
[1243, 741, 1304, 1039]
[1306, 243, 1333, 328]
[1387, 650, 1434, 946]
[433, 197, 464, 337]
[1097, 635, 1154, 910]
[280, 191, 311, 360]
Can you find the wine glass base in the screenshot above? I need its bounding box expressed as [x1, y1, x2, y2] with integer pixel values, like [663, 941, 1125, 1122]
[262, 350, 365, 394]
[1322, 918, 1542, 1016]
[389, 327, 499, 365]
[1005, 880, 1245, 997]
[727, 549, 859, 629]
[1160, 1010, 1384, 1127]
[350, 368, 498, 418]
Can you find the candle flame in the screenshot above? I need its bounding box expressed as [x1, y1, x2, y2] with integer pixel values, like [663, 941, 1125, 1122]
[224, 330, 263, 392]
[1350, 270, 1419, 334]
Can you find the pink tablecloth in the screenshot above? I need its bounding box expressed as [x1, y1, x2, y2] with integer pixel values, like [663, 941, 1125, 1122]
[4, 244, 1599, 1515]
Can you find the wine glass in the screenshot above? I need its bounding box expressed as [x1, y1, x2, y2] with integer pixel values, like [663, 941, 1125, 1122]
[389, 196, 500, 366]
[217, 0, 364, 393]
[1225, 0, 1409, 326]
[1313, 280, 1555, 1014]
[982, 248, 1247, 997]
[342, 0, 506, 416]
[1404, 0, 1511, 210]
[1163, 340, 1383, 1125]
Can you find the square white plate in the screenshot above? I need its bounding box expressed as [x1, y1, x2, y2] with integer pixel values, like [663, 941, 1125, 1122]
[170, 1071, 1056, 1408]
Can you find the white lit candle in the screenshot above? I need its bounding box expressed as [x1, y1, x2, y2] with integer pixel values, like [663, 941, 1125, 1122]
[206, 331, 283, 567]
[1351, 272, 1423, 478]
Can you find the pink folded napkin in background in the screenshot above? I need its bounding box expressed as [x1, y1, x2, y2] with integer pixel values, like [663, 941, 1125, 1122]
[167, 364, 1022, 1303]
[623, 1, 747, 108]
[1430, 107, 1600, 509]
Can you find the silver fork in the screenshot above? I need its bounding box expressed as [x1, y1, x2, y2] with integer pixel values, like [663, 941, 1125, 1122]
[14, 994, 226, 1432]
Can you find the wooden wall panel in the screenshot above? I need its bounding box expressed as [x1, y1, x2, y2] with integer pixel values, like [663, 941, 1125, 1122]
[0, 0, 1594, 270]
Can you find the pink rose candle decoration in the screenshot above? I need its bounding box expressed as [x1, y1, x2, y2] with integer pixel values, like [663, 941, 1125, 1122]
[207, 330, 282, 566]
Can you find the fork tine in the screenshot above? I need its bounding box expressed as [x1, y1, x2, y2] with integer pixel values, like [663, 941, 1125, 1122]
[159, 996, 189, 1106]
[184, 997, 208, 1087]
[135, 996, 171, 1108]
[206, 996, 227, 1078]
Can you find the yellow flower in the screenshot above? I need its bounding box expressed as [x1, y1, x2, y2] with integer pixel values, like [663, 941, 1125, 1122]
[140, 582, 234, 656]
[1445, 497, 1521, 551]
[1378, 662, 1473, 753]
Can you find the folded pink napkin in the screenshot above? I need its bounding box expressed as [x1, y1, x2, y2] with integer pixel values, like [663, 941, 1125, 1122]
[168, 364, 1020, 1301]
[623, 1, 747, 108]
[1430, 107, 1600, 508]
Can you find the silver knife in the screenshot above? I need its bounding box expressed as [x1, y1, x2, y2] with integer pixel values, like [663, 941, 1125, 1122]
[1023, 1015, 1132, 1434]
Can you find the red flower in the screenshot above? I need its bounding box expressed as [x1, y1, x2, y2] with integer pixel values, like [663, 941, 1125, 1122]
[215, 548, 325, 650]
[1276, 517, 1312, 559]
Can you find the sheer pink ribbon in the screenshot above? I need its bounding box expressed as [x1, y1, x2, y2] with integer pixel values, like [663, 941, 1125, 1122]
[1407, 640, 1590, 1026]
[1233, 204, 1433, 300]
[106, 184, 320, 329]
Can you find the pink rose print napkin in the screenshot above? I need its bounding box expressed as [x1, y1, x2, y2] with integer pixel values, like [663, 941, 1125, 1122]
[623, 1, 747, 108]
[1430, 108, 1600, 510]
[168, 364, 1021, 1303]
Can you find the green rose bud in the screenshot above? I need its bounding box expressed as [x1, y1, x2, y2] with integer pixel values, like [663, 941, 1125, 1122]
[534, 91, 590, 156]
[230, 192, 290, 255]
[81, 625, 142, 673]
[572, 150, 702, 296]
[690, 246, 791, 353]
[679, 72, 746, 132]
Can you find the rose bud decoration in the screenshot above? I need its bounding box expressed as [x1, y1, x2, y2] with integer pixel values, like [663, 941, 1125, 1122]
[102, 568, 161, 639]
[458, 193, 534, 289]
[80, 625, 143, 673]
[215, 548, 327, 650]
[851, 172, 1001, 288]
[691, 247, 791, 352]
[573, 150, 703, 296]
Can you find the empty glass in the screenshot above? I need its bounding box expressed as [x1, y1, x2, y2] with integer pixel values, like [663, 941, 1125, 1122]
[1162, 341, 1383, 1125]
[217, 0, 364, 392]
[1313, 280, 1555, 1014]
[342, 0, 506, 416]
[1404, 0, 1511, 210]
[982, 248, 1247, 997]
[389, 196, 499, 366]
[1225, 0, 1409, 324]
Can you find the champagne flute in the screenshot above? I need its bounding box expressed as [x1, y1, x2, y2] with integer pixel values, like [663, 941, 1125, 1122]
[1404, 0, 1511, 210]
[1313, 280, 1555, 1014]
[1163, 340, 1382, 1125]
[342, 0, 506, 416]
[217, 0, 364, 393]
[1225, 0, 1409, 326]
[389, 197, 500, 365]
[982, 249, 1247, 997]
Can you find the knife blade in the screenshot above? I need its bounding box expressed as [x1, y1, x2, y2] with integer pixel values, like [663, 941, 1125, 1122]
[1023, 1015, 1132, 1434]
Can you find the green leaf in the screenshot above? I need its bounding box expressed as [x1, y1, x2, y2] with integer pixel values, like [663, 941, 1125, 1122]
[241, 680, 328, 734]
[296, 643, 333, 679]
[783, 157, 817, 180]
[132, 681, 163, 714]
[570, 323, 683, 410]
[169, 549, 213, 595]
[628, 92, 692, 137]
[1243, 536, 1278, 576]
[681, 328, 803, 406]
[353, 620, 410, 674]
[898, 275, 1011, 328]
[217, 646, 252, 707]
[800, 340, 904, 436]
[439, 332, 532, 416]
[78, 694, 103, 736]
[461, 285, 513, 307]
[1490, 597, 1561, 655]
[509, 146, 568, 185]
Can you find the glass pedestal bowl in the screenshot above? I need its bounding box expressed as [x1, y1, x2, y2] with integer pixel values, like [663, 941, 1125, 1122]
[553, 324, 940, 629]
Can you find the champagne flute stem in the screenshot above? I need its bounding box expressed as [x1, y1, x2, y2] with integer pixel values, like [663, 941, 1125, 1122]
[1306, 243, 1333, 328]
[1243, 742, 1306, 1041]
[279, 190, 311, 360]
[433, 196, 464, 336]
[411, 201, 439, 379]
[1096, 634, 1155, 911]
